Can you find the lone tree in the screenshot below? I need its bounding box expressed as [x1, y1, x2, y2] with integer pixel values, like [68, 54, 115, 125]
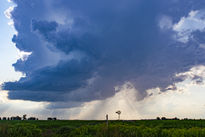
[116, 110, 121, 120]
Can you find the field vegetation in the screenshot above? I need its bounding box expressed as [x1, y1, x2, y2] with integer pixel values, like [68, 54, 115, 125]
[1, 119, 205, 137]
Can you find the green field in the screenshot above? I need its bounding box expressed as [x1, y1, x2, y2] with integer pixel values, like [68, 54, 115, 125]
[1, 120, 205, 137]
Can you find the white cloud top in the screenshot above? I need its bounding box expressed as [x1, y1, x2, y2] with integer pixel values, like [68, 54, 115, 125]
[173, 10, 205, 43]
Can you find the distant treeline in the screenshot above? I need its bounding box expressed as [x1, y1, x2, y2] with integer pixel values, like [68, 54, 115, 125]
[0, 116, 201, 121]
[0, 116, 57, 121]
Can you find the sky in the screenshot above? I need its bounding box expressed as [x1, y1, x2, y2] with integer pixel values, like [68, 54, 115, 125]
[0, 0, 21, 84]
[1, 0, 205, 120]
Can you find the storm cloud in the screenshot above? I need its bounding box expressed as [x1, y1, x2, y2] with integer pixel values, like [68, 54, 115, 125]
[3, 0, 205, 105]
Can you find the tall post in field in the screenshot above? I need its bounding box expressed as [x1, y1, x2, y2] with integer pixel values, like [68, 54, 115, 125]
[106, 114, 109, 127]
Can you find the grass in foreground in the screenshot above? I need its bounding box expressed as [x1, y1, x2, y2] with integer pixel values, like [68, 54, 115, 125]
[1, 120, 205, 137]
